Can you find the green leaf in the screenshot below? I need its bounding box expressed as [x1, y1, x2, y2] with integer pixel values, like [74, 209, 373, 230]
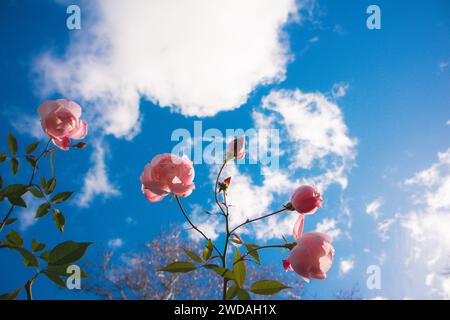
[203, 239, 213, 261]
[35, 203, 51, 218]
[4, 229, 24, 247]
[204, 264, 235, 281]
[43, 271, 66, 288]
[12, 247, 39, 269]
[0, 175, 3, 189]
[233, 248, 246, 287]
[31, 240, 46, 252]
[8, 196, 27, 208]
[0, 287, 22, 300]
[244, 243, 261, 264]
[8, 132, 18, 155]
[25, 142, 40, 154]
[183, 248, 202, 263]
[1, 184, 28, 197]
[25, 156, 37, 169]
[41, 175, 47, 189]
[46, 265, 88, 279]
[45, 177, 57, 194]
[0, 152, 7, 163]
[226, 284, 238, 300]
[10, 158, 18, 176]
[249, 280, 291, 296]
[48, 241, 93, 266]
[158, 261, 197, 273]
[40, 251, 50, 261]
[29, 186, 44, 198]
[51, 192, 73, 204]
[236, 288, 251, 300]
[53, 209, 65, 233]
[5, 218, 17, 225]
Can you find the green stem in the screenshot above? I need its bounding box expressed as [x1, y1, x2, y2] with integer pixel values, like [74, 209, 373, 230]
[233, 244, 289, 266]
[229, 208, 288, 235]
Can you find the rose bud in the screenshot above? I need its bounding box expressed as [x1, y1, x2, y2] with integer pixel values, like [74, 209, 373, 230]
[141, 154, 195, 202]
[38, 99, 88, 150]
[290, 185, 322, 214]
[283, 232, 335, 282]
[226, 136, 245, 160]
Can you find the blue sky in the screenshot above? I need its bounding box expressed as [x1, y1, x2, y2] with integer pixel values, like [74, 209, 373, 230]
[0, 0, 449, 299]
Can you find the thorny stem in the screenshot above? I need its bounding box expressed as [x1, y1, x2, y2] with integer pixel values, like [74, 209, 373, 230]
[174, 195, 223, 259]
[0, 139, 53, 234]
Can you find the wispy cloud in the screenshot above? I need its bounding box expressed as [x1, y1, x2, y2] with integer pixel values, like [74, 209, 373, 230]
[331, 82, 349, 99]
[339, 257, 354, 275]
[76, 139, 120, 207]
[316, 218, 342, 240]
[366, 197, 384, 220]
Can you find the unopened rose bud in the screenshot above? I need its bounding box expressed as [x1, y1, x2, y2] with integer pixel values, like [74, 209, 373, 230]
[226, 136, 245, 160]
[290, 185, 322, 214]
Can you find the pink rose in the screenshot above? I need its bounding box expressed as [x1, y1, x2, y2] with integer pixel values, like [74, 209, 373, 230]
[283, 232, 335, 282]
[141, 153, 195, 202]
[226, 136, 245, 160]
[38, 99, 88, 150]
[290, 185, 322, 214]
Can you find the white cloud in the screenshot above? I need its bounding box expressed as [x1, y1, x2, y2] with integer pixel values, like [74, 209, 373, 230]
[76, 139, 120, 207]
[189, 88, 356, 241]
[125, 217, 136, 225]
[315, 218, 342, 240]
[10, 115, 46, 141]
[339, 257, 354, 275]
[17, 197, 40, 232]
[331, 82, 349, 99]
[107, 238, 124, 249]
[36, 0, 302, 136]
[377, 217, 395, 241]
[401, 147, 450, 298]
[366, 197, 383, 220]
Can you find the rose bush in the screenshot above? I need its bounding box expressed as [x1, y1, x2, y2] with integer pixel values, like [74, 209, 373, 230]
[142, 136, 335, 300]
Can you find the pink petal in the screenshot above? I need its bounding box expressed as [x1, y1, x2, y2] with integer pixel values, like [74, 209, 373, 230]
[293, 214, 304, 241]
[70, 120, 88, 139]
[143, 188, 166, 203]
[58, 99, 82, 118]
[38, 100, 60, 119]
[282, 259, 293, 271]
[52, 137, 70, 151]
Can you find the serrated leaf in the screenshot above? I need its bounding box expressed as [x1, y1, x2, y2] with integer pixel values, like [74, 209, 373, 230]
[45, 177, 57, 194]
[244, 243, 261, 264]
[4, 229, 24, 247]
[31, 240, 46, 252]
[25, 142, 40, 154]
[51, 192, 73, 204]
[43, 271, 66, 288]
[29, 186, 44, 198]
[183, 248, 202, 263]
[233, 248, 246, 287]
[8, 133, 18, 155]
[158, 261, 197, 273]
[0, 287, 22, 300]
[35, 203, 51, 218]
[53, 209, 65, 233]
[249, 280, 291, 296]
[0, 152, 7, 163]
[48, 241, 92, 266]
[203, 239, 213, 260]
[10, 158, 18, 176]
[12, 247, 39, 269]
[71, 142, 87, 149]
[8, 196, 27, 208]
[41, 175, 47, 189]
